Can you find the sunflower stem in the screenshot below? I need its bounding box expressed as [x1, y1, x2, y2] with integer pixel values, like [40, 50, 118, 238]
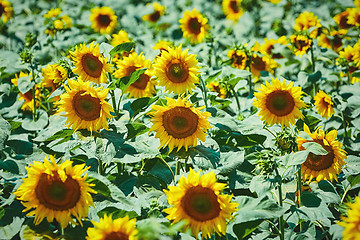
[60, 226, 64, 236]
[175, 159, 181, 176]
[274, 163, 284, 240]
[117, 162, 124, 174]
[310, 43, 315, 72]
[247, 75, 253, 97]
[341, 111, 349, 143]
[98, 158, 104, 175]
[110, 89, 118, 115]
[30, 62, 37, 121]
[264, 126, 276, 138]
[199, 76, 208, 109]
[297, 167, 303, 232]
[230, 86, 241, 116]
[158, 155, 175, 182]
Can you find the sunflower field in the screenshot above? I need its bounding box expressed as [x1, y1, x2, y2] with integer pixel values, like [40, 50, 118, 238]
[1, 0, 360, 239]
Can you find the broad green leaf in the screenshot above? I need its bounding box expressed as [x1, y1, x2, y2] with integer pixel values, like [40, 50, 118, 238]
[302, 142, 328, 155]
[116, 68, 147, 92]
[17, 75, 34, 94]
[130, 96, 159, 119]
[22, 110, 49, 131]
[231, 132, 267, 148]
[0, 116, 10, 148]
[43, 129, 74, 142]
[204, 70, 222, 83]
[233, 220, 263, 239]
[9, 121, 22, 131]
[109, 42, 135, 58]
[0, 217, 24, 239]
[125, 123, 149, 140]
[310, 180, 341, 204]
[308, 71, 322, 83]
[284, 150, 310, 166]
[217, 151, 245, 174]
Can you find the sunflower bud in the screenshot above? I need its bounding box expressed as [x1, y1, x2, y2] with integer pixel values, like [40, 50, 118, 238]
[24, 32, 37, 48]
[19, 48, 33, 63]
[275, 128, 298, 154]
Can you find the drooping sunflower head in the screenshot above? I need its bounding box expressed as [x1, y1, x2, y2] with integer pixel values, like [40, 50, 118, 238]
[313, 90, 335, 119]
[334, 9, 353, 29]
[69, 42, 112, 84]
[114, 52, 155, 98]
[153, 45, 200, 94]
[0, 0, 13, 23]
[179, 9, 210, 44]
[253, 78, 307, 127]
[227, 49, 248, 69]
[142, 2, 166, 23]
[164, 169, 238, 238]
[57, 78, 114, 133]
[338, 196, 360, 240]
[207, 82, 227, 99]
[222, 0, 244, 22]
[90, 6, 118, 34]
[111, 29, 131, 47]
[86, 214, 138, 240]
[294, 11, 322, 38]
[149, 97, 211, 153]
[250, 54, 279, 80]
[42, 63, 68, 91]
[289, 34, 312, 56]
[297, 124, 347, 182]
[14, 155, 96, 229]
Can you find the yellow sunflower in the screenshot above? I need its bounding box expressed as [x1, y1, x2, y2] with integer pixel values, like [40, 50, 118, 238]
[294, 11, 322, 38]
[339, 45, 355, 62]
[349, 66, 360, 84]
[42, 64, 68, 92]
[0, 0, 13, 23]
[86, 214, 137, 240]
[334, 9, 353, 29]
[265, 0, 282, 3]
[313, 90, 335, 119]
[164, 169, 238, 238]
[179, 9, 210, 44]
[222, 0, 244, 22]
[57, 78, 114, 133]
[142, 2, 165, 23]
[153, 40, 173, 57]
[348, 8, 360, 26]
[11, 72, 42, 112]
[90, 6, 118, 34]
[114, 52, 155, 98]
[43, 8, 61, 18]
[228, 49, 247, 69]
[353, 41, 360, 68]
[152, 45, 200, 94]
[149, 97, 211, 153]
[297, 124, 347, 182]
[14, 155, 96, 229]
[207, 82, 227, 99]
[338, 196, 360, 240]
[250, 54, 279, 80]
[253, 78, 307, 127]
[289, 34, 312, 56]
[318, 29, 347, 52]
[69, 42, 112, 84]
[252, 36, 287, 58]
[111, 29, 130, 47]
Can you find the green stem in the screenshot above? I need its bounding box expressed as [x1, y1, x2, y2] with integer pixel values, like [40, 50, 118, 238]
[98, 158, 104, 175]
[341, 111, 349, 142]
[230, 86, 241, 115]
[297, 168, 303, 231]
[274, 165, 284, 240]
[199, 76, 208, 109]
[310, 43, 315, 72]
[158, 156, 175, 181]
[117, 91, 124, 115]
[30, 63, 37, 121]
[110, 89, 117, 115]
[117, 162, 124, 174]
[264, 126, 276, 138]
[266, 219, 281, 236]
[247, 75, 253, 96]
[341, 186, 351, 204]
[316, 221, 331, 240]
[176, 159, 181, 176]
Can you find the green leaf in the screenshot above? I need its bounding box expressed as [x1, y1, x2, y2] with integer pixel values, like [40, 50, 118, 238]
[125, 123, 149, 140]
[0, 116, 11, 148]
[234, 196, 285, 223]
[233, 220, 263, 239]
[17, 75, 34, 94]
[0, 217, 24, 239]
[308, 71, 322, 83]
[204, 70, 222, 83]
[9, 121, 22, 131]
[87, 176, 111, 197]
[302, 142, 329, 155]
[351, 70, 360, 78]
[117, 68, 147, 92]
[284, 150, 310, 166]
[231, 133, 267, 148]
[109, 42, 135, 58]
[99, 42, 113, 59]
[22, 110, 49, 131]
[130, 96, 159, 119]
[217, 151, 245, 174]
[44, 129, 74, 142]
[310, 180, 341, 204]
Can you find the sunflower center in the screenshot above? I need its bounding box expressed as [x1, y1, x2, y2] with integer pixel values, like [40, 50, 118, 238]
[23, 90, 34, 102]
[229, 0, 240, 13]
[252, 56, 266, 71]
[162, 106, 198, 139]
[181, 186, 221, 222]
[339, 15, 351, 29]
[295, 39, 309, 50]
[303, 140, 335, 170]
[188, 17, 201, 34]
[72, 91, 101, 121]
[131, 74, 150, 90]
[104, 231, 129, 240]
[0, 4, 4, 17]
[332, 36, 342, 50]
[150, 11, 161, 22]
[97, 14, 111, 27]
[234, 54, 246, 66]
[266, 90, 295, 116]
[35, 173, 81, 211]
[81, 53, 103, 78]
[166, 61, 189, 83]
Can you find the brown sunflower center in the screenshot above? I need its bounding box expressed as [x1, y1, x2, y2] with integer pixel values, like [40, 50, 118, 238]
[295, 39, 309, 50]
[166, 61, 189, 83]
[132, 74, 150, 90]
[303, 140, 335, 170]
[162, 106, 198, 139]
[35, 173, 81, 211]
[252, 56, 266, 71]
[23, 90, 34, 102]
[320, 97, 330, 109]
[266, 90, 295, 116]
[104, 231, 129, 240]
[187, 17, 202, 35]
[233, 54, 246, 67]
[0, 4, 4, 17]
[181, 186, 221, 222]
[339, 15, 351, 29]
[150, 11, 161, 22]
[332, 36, 342, 50]
[81, 53, 103, 78]
[97, 14, 111, 27]
[72, 91, 101, 121]
[229, 0, 240, 13]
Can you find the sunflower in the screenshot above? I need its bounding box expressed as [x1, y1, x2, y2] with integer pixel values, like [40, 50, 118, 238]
[338, 196, 360, 240]
[339, 45, 355, 62]
[297, 124, 347, 182]
[289, 34, 312, 56]
[153, 40, 173, 58]
[149, 97, 211, 153]
[86, 215, 137, 240]
[318, 29, 347, 52]
[253, 78, 307, 127]
[313, 90, 335, 119]
[207, 82, 227, 99]
[42, 64, 68, 92]
[43, 8, 61, 18]
[14, 155, 96, 229]
[228, 49, 247, 69]
[294, 11, 322, 38]
[348, 8, 360, 26]
[179, 9, 210, 44]
[164, 169, 238, 238]
[250, 54, 279, 80]
[222, 0, 244, 22]
[142, 2, 165, 23]
[11, 72, 42, 112]
[57, 78, 114, 133]
[334, 9, 353, 29]
[349, 66, 360, 84]
[265, 0, 282, 3]
[152, 45, 200, 94]
[0, 0, 13, 23]
[111, 29, 130, 47]
[252, 36, 288, 58]
[69, 42, 112, 84]
[114, 52, 155, 98]
[90, 6, 118, 34]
